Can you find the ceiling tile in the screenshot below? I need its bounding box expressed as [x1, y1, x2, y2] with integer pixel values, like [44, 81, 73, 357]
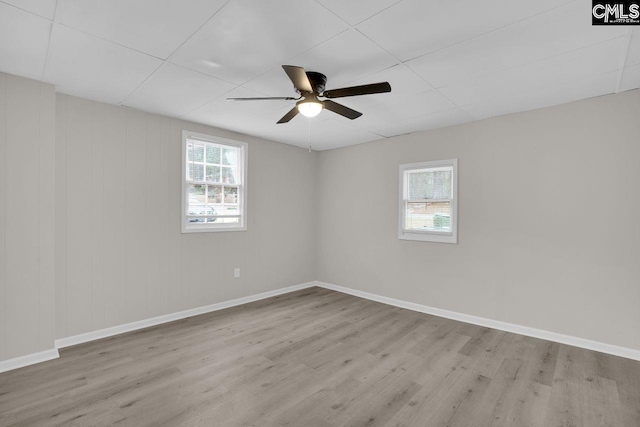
[123, 63, 235, 117]
[312, 128, 383, 150]
[57, 0, 227, 59]
[1, 0, 57, 19]
[625, 28, 640, 67]
[0, 3, 52, 80]
[207, 101, 310, 143]
[170, 0, 348, 85]
[215, 105, 312, 146]
[44, 25, 162, 105]
[619, 64, 640, 92]
[256, 114, 383, 150]
[243, 29, 399, 96]
[463, 71, 619, 120]
[182, 87, 290, 129]
[315, 0, 402, 26]
[3, 0, 632, 151]
[406, 2, 627, 88]
[366, 108, 472, 138]
[440, 37, 626, 107]
[333, 64, 432, 111]
[288, 29, 400, 88]
[357, 0, 572, 61]
[353, 90, 455, 129]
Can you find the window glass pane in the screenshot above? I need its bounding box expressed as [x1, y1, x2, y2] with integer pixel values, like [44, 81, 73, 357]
[188, 163, 204, 182]
[408, 168, 452, 200]
[191, 143, 205, 162]
[216, 217, 240, 224]
[187, 142, 194, 161]
[221, 205, 239, 216]
[206, 145, 220, 164]
[187, 184, 209, 223]
[206, 165, 220, 183]
[188, 184, 206, 202]
[224, 186, 238, 204]
[222, 167, 237, 184]
[205, 204, 219, 222]
[222, 147, 238, 166]
[405, 201, 451, 231]
[208, 185, 222, 203]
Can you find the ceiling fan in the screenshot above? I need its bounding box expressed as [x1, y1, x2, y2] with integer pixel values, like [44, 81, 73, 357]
[227, 65, 391, 124]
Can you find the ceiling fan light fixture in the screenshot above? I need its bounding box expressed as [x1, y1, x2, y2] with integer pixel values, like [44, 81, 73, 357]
[228, 65, 391, 124]
[297, 100, 323, 118]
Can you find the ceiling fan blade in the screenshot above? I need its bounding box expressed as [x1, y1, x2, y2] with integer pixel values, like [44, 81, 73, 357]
[323, 82, 391, 99]
[277, 106, 299, 124]
[227, 97, 297, 101]
[282, 65, 313, 93]
[322, 100, 362, 120]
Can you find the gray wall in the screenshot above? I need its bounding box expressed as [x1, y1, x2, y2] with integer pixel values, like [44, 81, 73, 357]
[0, 74, 56, 360]
[316, 89, 640, 351]
[55, 94, 317, 340]
[1, 72, 638, 363]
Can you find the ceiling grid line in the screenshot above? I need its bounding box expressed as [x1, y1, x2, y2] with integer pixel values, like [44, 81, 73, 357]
[397, 0, 578, 64]
[2, 0, 638, 150]
[55, 23, 166, 61]
[343, 25, 475, 124]
[308, 0, 576, 129]
[164, 0, 233, 63]
[176, 85, 241, 120]
[0, 0, 53, 20]
[117, 61, 165, 106]
[118, 0, 235, 106]
[236, 28, 353, 92]
[421, 33, 631, 92]
[121, 61, 241, 110]
[40, 0, 60, 81]
[615, 28, 634, 93]
[311, 0, 412, 86]
[439, 34, 630, 115]
[311, 0, 404, 27]
[177, 81, 278, 120]
[310, 0, 408, 79]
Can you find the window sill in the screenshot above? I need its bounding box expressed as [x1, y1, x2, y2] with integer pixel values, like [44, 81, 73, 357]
[398, 230, 457, 244]
[182, 225, 247, 234]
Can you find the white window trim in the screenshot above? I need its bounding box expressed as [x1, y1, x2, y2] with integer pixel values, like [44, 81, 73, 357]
[181, 130, 248, 233]
[398, 159, 458, 244]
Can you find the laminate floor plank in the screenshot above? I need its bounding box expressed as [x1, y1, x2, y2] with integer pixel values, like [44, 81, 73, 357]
[0, 287, 638, 426]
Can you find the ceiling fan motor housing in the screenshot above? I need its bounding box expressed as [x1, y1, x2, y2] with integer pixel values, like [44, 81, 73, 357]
[301, 71, 327, 94]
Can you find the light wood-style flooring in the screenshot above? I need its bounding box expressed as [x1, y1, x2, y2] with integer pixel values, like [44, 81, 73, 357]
[1, 287, 639, 426]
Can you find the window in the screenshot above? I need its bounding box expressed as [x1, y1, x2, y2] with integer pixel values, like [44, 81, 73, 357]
[182, 131, 247, 233]
[399, 159, 457, 243]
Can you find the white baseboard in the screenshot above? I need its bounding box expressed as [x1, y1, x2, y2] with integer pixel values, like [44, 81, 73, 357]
[55, 281, 317, 349]
[5, 280, 637, 374]
[315, 281, 640, 362]
[0, 348, 60, 374]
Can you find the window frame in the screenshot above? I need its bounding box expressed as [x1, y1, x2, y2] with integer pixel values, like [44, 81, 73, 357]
[398, 159, 458, 244]
[181, 130, 248, 233]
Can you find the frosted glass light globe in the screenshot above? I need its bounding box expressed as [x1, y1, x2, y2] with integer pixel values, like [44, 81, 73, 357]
[298, 101, 322, 117]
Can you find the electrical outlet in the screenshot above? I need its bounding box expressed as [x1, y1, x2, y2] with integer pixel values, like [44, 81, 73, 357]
[234, 268, 240, 278]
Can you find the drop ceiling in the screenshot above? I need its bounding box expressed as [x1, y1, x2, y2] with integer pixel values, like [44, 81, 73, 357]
[0, 0, 638, 150]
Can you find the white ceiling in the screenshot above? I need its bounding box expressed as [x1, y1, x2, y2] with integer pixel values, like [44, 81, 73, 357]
[0, 0, 638, 150]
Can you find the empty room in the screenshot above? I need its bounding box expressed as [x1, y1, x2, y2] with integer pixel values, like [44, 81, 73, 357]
[1, 0, 639, 426]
